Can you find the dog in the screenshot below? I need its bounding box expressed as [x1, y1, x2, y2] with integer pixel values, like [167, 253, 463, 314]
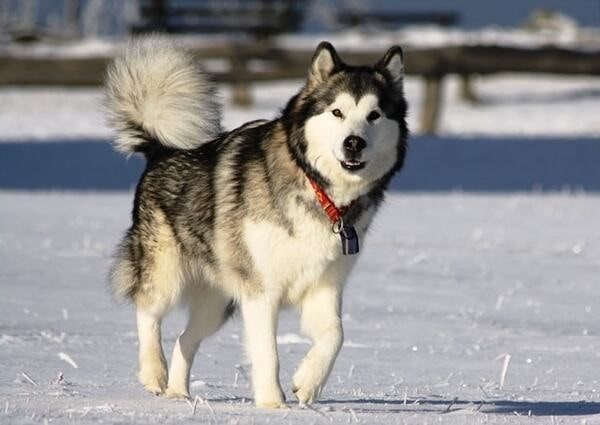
[104, 36, 408, 408]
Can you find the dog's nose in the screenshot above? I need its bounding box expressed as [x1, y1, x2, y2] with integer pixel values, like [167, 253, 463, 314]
[343, 136, 367, 154]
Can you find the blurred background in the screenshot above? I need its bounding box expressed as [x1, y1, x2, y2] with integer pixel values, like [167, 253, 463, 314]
[0, 0, 599, 190]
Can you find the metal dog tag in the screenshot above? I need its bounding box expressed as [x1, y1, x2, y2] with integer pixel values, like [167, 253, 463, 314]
[340, 225, 359, 255]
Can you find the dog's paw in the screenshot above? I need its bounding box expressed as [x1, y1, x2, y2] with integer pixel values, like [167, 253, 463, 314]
[292, 362, 323, 404]
[255, 398, 288, 409]
[165, 387, 191, 400]
[142, 380, 167, 396]
[139, 362, 168, 395]
[254, 386, 287, 409]
[292, 383, 321, 405]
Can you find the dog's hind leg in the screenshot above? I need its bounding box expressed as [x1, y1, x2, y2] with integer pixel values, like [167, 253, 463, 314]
[292, 282, 343, 405]
[112, 239, 172, 395]
[136, 307, 169, 395]
[166, 286, 232, 399]
[132, 209, 186, 395]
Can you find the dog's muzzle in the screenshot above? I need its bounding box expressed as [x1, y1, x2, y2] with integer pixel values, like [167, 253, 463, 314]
[341, 136, 367, 171]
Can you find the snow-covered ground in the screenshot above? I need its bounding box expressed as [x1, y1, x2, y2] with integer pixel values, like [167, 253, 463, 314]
[1, 47, 600, 423]
[1, 192, 599, 424]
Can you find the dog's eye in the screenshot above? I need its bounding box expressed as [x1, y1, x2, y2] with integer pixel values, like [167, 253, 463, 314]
[367, 111, 381, 122]
[331, 109, 344, 119]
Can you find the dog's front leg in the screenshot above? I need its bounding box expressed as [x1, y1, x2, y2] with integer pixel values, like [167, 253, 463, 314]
[293, 282, 343, 405]
[241, 294, 286, 408]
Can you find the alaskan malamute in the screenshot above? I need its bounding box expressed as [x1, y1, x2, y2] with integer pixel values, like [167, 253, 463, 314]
[105, 37, 408, 408]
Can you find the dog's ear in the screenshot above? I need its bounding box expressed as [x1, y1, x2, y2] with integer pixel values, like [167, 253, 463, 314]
[308, 41, 342, 86]
[375, 46, 404, 88]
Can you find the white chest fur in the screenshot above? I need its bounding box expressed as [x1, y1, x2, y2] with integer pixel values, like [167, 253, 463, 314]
[242, 201, 366, 305]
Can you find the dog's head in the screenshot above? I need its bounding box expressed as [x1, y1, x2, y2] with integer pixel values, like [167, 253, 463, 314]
[284, 41, 408, 201]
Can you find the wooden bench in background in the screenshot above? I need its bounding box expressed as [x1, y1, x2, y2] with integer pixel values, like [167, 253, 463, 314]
[132, 0, 303, 38]
[2, 2, 600, 133]
[131, 0, 305, 105]
[338, 10, 459, 29]
[2, 43, 600, 133]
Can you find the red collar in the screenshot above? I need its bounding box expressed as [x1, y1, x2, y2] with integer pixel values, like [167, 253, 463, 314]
[306, 175, 357, 225]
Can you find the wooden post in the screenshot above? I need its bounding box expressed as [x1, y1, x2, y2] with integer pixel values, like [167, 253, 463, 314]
[459, 74, 479, 104]
[231, 56, 252, 107]
[420, 75, 444, 134]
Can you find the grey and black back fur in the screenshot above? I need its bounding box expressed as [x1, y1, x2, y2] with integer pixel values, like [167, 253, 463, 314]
[105, 36, 408, 408]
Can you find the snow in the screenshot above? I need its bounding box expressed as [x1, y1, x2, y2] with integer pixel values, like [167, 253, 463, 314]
[279, 25, 600, 51]
[1, 191, 599, 424]
[0, 38, 119, 59]
[3, 25, 600, 60]
[0, 35, 238, 59]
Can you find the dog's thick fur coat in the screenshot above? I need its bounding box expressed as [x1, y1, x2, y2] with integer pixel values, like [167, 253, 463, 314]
[105, 37, 408, 408]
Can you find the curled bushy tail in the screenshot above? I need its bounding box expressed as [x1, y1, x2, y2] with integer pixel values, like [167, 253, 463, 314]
[104, 36, 221, 155]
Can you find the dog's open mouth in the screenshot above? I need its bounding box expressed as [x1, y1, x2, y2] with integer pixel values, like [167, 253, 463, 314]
[340, 160, 366, 171]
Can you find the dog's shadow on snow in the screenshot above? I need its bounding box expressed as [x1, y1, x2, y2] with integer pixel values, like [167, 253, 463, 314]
[318, 397, 600, 416]
[196, 395, 600, 417]
[1, 136, 600, 191]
